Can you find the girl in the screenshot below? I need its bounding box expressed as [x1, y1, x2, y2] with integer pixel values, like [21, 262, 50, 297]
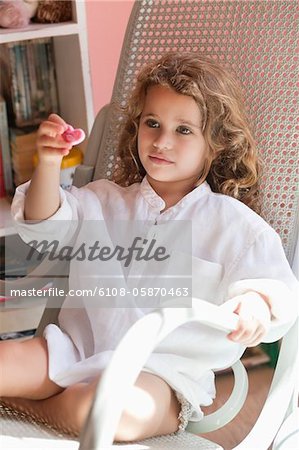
[1, 53, 297, 441]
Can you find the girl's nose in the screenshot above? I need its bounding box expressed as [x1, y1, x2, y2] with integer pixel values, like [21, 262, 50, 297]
[153, 131, 172, 151]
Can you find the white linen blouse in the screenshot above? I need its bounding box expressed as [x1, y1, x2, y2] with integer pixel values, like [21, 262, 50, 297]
[11, 177, 298, 422]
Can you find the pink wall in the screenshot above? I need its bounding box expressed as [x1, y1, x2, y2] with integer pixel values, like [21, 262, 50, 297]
[85, 0, 134, 115]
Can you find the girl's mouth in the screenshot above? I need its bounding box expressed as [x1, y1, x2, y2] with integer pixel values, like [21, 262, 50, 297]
[149, 155, 174, 165]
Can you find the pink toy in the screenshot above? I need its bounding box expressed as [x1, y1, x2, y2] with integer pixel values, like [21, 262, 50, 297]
[62, 125, 85, 146]
[0, 0, 38, 28]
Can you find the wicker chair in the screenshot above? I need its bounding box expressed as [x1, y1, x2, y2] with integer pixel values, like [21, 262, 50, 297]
[1, 1, 298, 449]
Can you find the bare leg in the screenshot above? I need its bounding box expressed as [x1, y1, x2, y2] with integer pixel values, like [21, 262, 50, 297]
[0, 337, 62, 399]
[2, 372, 180, 441]
[116, 371, 180, 441]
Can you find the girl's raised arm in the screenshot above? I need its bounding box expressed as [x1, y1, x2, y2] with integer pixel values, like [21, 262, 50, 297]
[24, 114, 72, 221]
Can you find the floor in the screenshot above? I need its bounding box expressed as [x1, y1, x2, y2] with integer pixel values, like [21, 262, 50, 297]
[199, 364, 274, 449]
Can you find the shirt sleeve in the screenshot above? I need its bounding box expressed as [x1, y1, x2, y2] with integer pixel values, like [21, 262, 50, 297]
[226, 228, 298, 342]
[11, 181, 79, 247]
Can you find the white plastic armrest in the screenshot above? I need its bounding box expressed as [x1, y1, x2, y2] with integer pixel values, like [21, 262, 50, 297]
[233, 318, 299, 450]
[272, 407, 299, 450]
[187, 359, 248, 434]
[79, 298, 239, 450]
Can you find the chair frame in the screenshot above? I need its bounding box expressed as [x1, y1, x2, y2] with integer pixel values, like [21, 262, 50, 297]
[77, 303, 298, 450]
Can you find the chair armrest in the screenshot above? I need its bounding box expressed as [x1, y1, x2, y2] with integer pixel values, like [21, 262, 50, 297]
[187, 360, 248, 434]
[272, 407, 299, 449]
[79, 299, 239, 450]
[233, 318, 299, 450]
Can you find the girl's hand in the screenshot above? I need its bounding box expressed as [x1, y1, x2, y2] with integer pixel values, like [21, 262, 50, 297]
[223, 292, 271, 347]
[36, 114, 72, 165]
[25, 113, 86, 221]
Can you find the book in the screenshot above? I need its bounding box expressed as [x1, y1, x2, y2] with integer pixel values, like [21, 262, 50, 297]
[14, 44, 27, 125]
[20, 43, 32, 121]
[6, 38, 59, 127]
[26, 41, 40, 122]
[0, 45, 15, 126]
[38, 40, 51, 116]
[7, 44, 20, 125]
[0, 96, 13, 194]
[0, 142, 6, 198]
[45, 39, 59, 114]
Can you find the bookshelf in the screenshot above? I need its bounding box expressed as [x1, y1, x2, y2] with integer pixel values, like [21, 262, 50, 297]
[0, 0, 94, 226]
[0, 0, 94, 141]
[0, 0, 94, 335]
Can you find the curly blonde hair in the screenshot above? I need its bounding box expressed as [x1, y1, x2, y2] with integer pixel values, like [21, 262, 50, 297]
[115, 52, 261, 212]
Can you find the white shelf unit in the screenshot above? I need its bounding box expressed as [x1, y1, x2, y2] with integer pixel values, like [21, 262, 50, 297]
[0, 0, 94, 237]
[0, 1, 94, 333]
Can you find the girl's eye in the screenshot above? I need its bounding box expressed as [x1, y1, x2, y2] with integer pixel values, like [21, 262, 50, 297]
[177, 126, 192, 135]
[145, 119, 159, 128]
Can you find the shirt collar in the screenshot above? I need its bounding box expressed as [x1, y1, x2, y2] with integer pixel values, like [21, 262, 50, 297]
[140, 176, 211, 213]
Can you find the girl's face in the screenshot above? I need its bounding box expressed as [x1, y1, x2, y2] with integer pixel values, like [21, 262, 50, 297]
[138, 85, 207, 190]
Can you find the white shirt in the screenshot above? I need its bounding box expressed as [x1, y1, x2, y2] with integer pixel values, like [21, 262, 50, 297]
[11, 177, 298, 421]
